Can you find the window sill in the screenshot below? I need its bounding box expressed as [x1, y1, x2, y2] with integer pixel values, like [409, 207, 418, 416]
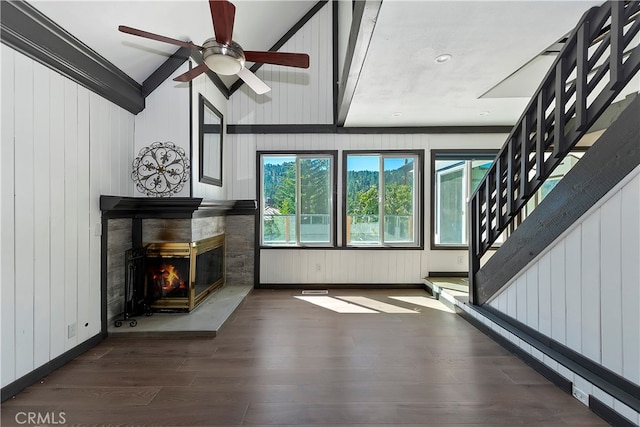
[260, 244, 336, 249]
[344, 245, 423, 250]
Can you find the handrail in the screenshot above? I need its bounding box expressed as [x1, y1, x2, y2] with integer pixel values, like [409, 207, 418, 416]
[469, 1, 640, 304]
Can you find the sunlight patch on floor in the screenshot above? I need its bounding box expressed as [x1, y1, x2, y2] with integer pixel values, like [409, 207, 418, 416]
[336, 296, 418, 313]
[389, 296, 455, 313]
[294, 296, 379, 313]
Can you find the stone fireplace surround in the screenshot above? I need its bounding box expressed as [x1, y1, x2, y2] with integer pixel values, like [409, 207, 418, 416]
[100, 196, 255, 328]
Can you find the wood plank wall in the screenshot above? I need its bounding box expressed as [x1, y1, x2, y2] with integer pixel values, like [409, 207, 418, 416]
[134, 63, 191, 197]
[260, 249, 424, 285]
[228, 2, 333, 126]
[191, 66, 228, 200]
[1, 46, 135, 388]
[489, 169, 640, 392]
[132, 60, 228, 200]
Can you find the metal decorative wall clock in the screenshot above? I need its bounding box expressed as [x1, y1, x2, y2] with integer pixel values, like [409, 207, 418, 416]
[132, 142, 190, 197]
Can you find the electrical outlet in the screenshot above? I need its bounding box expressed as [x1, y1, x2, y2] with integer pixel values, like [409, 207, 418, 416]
[572, 385, 589, 406]
[315, 263, 322, 272]
[67, 323, 76, 339]
[457, 255, 464, 265]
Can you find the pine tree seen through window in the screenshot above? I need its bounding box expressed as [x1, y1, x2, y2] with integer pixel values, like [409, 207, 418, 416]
[261, 154, 334, 246]
[345, 153, 420, 246]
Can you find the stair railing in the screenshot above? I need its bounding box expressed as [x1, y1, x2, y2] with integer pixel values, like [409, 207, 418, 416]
[469, 1, 640, 304]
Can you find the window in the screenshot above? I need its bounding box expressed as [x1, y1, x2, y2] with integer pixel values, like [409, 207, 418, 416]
[433, 150, 586, 248]
[432, 151, 496, 248]
[344, 151, 422, 247]
[260, 152, 336, 246]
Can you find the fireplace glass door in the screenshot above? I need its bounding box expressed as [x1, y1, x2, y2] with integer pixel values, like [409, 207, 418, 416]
[194, 246, 223, 297]
[143, 235, 225, 312]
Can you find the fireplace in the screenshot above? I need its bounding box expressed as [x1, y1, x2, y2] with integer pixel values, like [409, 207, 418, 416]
[100, 196, 249, 327]
[145, 235, 225, 311]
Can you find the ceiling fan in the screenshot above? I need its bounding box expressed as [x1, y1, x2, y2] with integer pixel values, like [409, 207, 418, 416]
[119, 0, 310, 94]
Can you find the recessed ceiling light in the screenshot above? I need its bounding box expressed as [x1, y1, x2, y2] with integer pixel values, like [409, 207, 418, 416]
[392, 112, 402, 117]
[434, 54, 452, 64]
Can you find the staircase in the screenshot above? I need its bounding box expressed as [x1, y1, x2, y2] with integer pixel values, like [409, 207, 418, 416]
[469, 0, 640, 305]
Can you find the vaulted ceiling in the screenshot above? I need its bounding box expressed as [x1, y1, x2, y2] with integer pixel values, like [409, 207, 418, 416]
[28, 0, 607, 127]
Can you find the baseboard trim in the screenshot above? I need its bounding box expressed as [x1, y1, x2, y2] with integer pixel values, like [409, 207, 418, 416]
[474, 303, 640, 413]
[590, 396, 638, 427]
[1, 333, 105, 402]
[257, 283, 426, 290]
[457, 300, 640, 421]
[427, 271, 468, 278]
[457, 309, 573, 394]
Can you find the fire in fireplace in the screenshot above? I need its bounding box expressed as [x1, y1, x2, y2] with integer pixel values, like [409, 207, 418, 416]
[148, 260, 190, 299]
[144, 235, 224, 311]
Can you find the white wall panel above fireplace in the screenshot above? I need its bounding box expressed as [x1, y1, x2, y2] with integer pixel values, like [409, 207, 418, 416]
[191, 65, 228, 200]
[134, 63, 190, 197]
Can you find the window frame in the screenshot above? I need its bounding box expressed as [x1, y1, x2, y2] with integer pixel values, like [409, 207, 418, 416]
[258, 150, 338, 248]
[430, 150, 498, 250]
[342, 150, 424, 249]
[198, 94, 223, 187]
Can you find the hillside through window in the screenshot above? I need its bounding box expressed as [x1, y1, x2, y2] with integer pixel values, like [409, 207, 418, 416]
[344, 151, 422, 247]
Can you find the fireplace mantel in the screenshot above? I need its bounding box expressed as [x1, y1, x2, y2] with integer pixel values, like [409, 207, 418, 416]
[100, 195, 236, 219]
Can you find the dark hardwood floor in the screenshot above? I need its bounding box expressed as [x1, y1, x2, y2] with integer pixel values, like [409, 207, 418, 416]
[1, 289, 608, 426]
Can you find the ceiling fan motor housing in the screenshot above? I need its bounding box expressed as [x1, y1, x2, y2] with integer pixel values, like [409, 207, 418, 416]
[202, 38, 245, 75]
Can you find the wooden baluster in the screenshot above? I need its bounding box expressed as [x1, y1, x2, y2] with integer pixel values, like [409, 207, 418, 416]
[554, 57, 566, 159]
[576, 18, 589, 131]
[610, 1, 624, 90]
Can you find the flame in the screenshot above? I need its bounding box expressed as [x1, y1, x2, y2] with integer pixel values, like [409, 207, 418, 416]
[152, 264, 185, 291]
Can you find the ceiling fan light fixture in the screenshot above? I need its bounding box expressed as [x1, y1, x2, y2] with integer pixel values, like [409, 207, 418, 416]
[118, 0, 309, 92]
[202, 39, 245, 75]
[434, 54, 452, 64]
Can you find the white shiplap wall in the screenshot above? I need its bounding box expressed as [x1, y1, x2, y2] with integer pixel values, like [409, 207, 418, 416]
[1, 46, 135, 387]
[260, 249, 424, 284]
[489, 167, 640, 389]
[134, 63, 191, 197]
[133, 61, 228, 200]
[228, 1, 333, 125]
[191, 65, 228, 200]
[226, 132, 506, 284]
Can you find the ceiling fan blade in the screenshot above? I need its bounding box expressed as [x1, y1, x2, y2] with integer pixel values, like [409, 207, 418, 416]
[209, 0, 235, 45]
[173, 63, 209, 82]
[244, 51, 310, 68]
[236, 67, 271, 94]
[119, 25, 203, 50]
